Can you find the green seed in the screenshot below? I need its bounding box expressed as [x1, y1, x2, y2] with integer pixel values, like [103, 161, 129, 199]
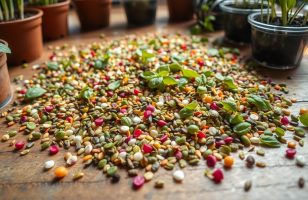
[98, 159, 107, 169]
[104, 143, 114, 149]
[107, 166, 118, 176]
[187, 125, 199, 135]
[55, 131, 65, 140]
[240, 135, 251, 147]
[26, 122, 36, 130]
[41, 142, 50, 150]
[8, 131, 17, 137]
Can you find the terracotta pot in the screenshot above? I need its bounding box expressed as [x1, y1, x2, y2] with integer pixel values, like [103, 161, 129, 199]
[167, 0, 194, 22]
[31, 0, 70, 40]
[0, 41, 12, 109]
[0, 9, 43, 66]
[74, 0, 112, 30]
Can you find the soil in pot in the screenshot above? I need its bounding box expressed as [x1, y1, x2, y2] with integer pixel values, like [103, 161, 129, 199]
[0, 44, 12, 109]
[0, 9, 43, 66]
[167, 0, 194, 22]
[123, 0, 157, 26]
[30, 0, 70, 40]
[74, 0, 112, 30]
[220, 1, 266, 43]
[249, 14, 308, 69]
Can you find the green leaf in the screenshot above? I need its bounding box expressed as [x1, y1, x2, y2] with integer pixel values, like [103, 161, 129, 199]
[79, 87, 94, 99]
[299, 113, 308, 127]
[179, 108, 194, 119]
[47, 62, 59, 70]
[221, 99, 237, 113]
[223, 76, 237, 90]
[121, 117, 133, 126]
[163, 76, 177, 86]
[247, 95, 271, 111]
[169, 62, 182, 72]
[275, 127, 285, 137]
[108, 80, 121, 90]
[141, 71, 158, 80]
[215, 73, 224, 81]
[177, 78, 188, 88]
[233, 122, 251, 136]
[0, 43, 11, 54]
[149, 77, 163, 89]
[195, 74, 207, 85]
[230, 114, 244, 125]
[94, 59, 108, 70]
[182, 69, 199, 78]
[184, 101, 198, 110]
[25, 87, 47, 100]
[207, 48, 219, 57]
[157, 65, 170, 77]
[203, 71, 213, 77]
[140, 50, 155, 64]
[260, 135, 281, 148]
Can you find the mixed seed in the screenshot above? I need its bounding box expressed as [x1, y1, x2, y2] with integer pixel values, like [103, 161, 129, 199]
[1, 33, 308, 190]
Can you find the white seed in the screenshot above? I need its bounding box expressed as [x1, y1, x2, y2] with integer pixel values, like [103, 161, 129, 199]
[209, 127, 218, 135]
[120, 126, 129, 133]
[249, 113, 259, 121]
[209, 110, 219, 117]
[156, 102, 164, 107]
[128, 138, 136, 146]
[84, 144, 93, 154]
[296, 155, 306, 167]
[101, 103, 108, 108]
[65, 129, 74, 136]
[119, 151, 127, 159]
[74, 135, 82, 143]
[133, 116, 141, 124]
[182, 99, 189, 105]
[144, 172, 154, 181]
[133, 152, 143, 161]
[173, 170, 185, 182]
[150, 129, 158, 137]
[44, 160, 55, 170]
[66, 155, 78, 165]
[250, 137, 260, 144]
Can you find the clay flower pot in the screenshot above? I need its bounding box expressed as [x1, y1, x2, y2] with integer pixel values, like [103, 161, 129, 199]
[0, 9, 43, 66]
[167, 0, 194, 22]
[74, 0, 112, 30]
[0, 41, 12, 109]
[30, 0, 70, 40]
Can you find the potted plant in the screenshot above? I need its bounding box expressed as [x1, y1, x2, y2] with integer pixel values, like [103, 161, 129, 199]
[167, 0, 194, 22]
[0, 0, 43, 65]
[220, 0, 267, 43]
[248, 0, 308, 69]
[27, 0, 70, 40]
[192, 0, 225, 33]
[73, 0, 112, 30]
[122, 0, 157, 26]
[0, 41, 12, 109]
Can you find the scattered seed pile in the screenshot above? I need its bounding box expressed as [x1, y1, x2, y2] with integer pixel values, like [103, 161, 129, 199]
[1, 33, 307, 189]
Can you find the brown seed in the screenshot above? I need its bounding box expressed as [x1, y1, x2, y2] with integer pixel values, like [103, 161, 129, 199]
[154, 180, 164, 189]
[244, 180, 252, 192]
[256, 161, 266, 168]
[298, 177, 305, 188]
[246, 155, 255, 168]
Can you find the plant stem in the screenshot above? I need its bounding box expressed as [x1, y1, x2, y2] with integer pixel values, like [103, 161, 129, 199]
[279, 0, 287, 26]
[289, 2, 306, 25]
[0, 5, 3, 21]
[0, 0, 9, 21]
[261, 0, 263, 23]
[8, 0, 14, 20]
[17, 0, 24, 19]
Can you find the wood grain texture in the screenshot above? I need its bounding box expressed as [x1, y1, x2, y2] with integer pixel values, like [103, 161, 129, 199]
[0, 4, 308, 200]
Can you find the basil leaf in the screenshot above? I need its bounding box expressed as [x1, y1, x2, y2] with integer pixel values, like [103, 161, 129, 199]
[140, 50, 155, 64]
[184, 101, 198, 110]
[0, 43, 11, 54]
[223, 76, 237, 90]
[79, 87, 94, 99]
[64, 84, 74, 91]
[221, 99, 237, 113]
[141, 71, 157, 80]
[260, 135, 281, 148]
[275, 127, 285, 137]
[47, 62, 59, 70]
[230, 114, 244, 125]
[195, 74, 207, 85]
[25, 87, 47, 100]
[207, 48, 219, 57]
[169, 62, 182, 72]
[177, 78, 188, 88]
[163, 76, 177, 86]
[179, 108, 194, 119]
[149, 77, 163, 89]
[108, 80, 121, 90]
[157, 65, 170, 77]
[203, 71, 213, 77]
[299, 113, 308, 127]
[247, 95, 271, 111]
[182, 69, 199, 78]
[215, 73, 224, 81]
[233, 122, 251, 136]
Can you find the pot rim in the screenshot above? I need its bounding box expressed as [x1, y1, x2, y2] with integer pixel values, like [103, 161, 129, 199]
[74, 0, 111, 2]
[0, 8, 43, 25]
[220, 0, 267, 14]
[248, 12, 308, 34]
[28, 0, 71, 9]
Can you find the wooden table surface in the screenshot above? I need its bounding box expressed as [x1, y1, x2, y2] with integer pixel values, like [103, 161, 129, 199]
[1, 4, 308, 200]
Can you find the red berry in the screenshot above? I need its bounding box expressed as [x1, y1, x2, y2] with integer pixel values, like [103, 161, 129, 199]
[286, 148, 296, 159]
[224, 137, 233, 144]
[133, 176, 145, 189]
[20, 116, 27, 123]
[146, 105, 155, 112]
[206, 155, 217, 168]
[197, 131, 206, 139]
[143, 110, 152, 119]
[107, 91, 113, 97]
[212, 169, 224, 183]
[94, 118, 104, 126]
[160, 134, 168, 143]
[133, 89, 140, 95]
[125, 136, 132, 143]
[49, 145, 59, 155]
[66, 116, 73, 123]
[120, 108, 127, 113]
[15, 141, 25, 150]
[210, 102, 219, 110]
[280, 116, 289, 125]
[142, 144, 153, 154]
[157, 120, 167, 127]
[215, 140, 225, 148]
[133, 129, 143, 138]
[45, 105, 54, 112]
[119, 92, 126, 98]
[175, 151, 182, 160]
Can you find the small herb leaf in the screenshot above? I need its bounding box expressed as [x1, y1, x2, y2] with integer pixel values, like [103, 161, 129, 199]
[260, 135, 281, 148]
[108, 80, 121, 90]
[25, 87, 47, 100]
[182, 69, 199, 78]
[299, 113, 308, 127]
